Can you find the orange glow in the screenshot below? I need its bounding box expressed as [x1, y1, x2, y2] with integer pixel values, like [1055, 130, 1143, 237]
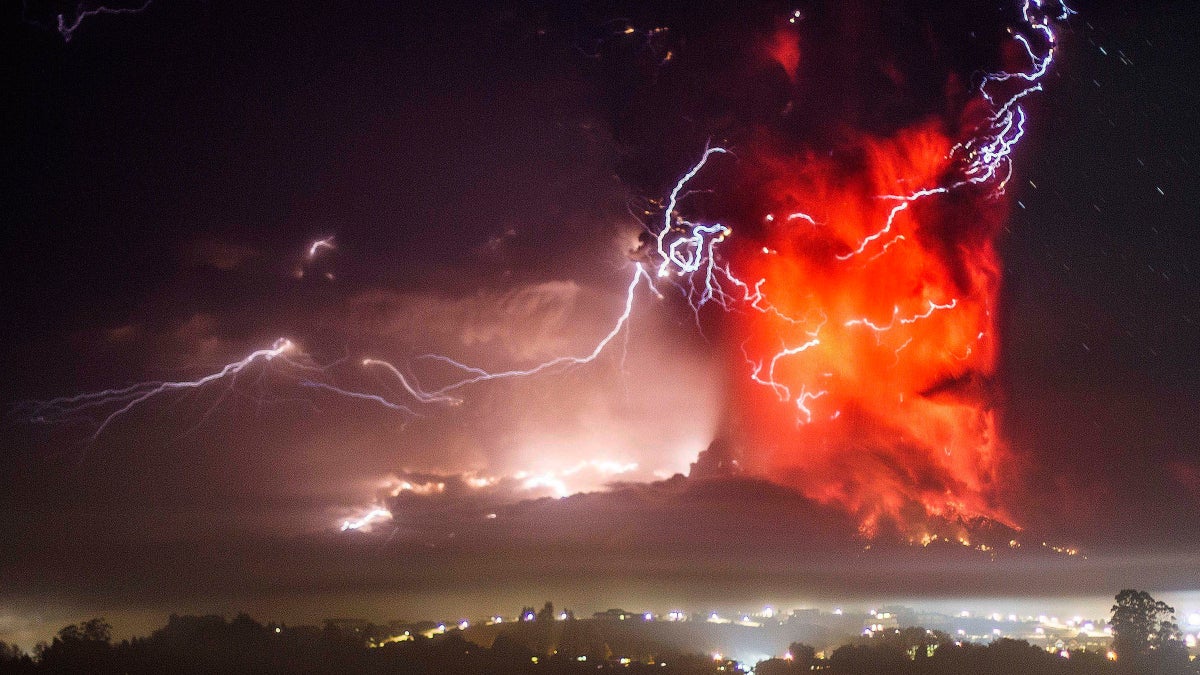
[732, 121, 1013, 535]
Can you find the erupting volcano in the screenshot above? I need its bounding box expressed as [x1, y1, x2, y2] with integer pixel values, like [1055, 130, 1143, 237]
[642, 0, 1071, 538]
[14, 0, 1074, 546]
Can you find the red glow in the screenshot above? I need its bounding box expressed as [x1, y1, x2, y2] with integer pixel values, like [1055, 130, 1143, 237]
[731, 121, 1013, 535]
[765, 28, 802, 83]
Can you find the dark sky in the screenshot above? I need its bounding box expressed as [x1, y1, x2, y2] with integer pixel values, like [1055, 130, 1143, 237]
[2, 0, 1199, 648]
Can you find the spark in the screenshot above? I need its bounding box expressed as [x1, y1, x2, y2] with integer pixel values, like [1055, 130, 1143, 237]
[869, 235, 907, 262]
[786, 212, 819, 226]
[19, 262, 655, 444]
[891, 338, 914, 366]
[836, 188, 947, 261]
[651, 0, 1074, 532]
[307, 236, 335, 260]
[838, 201, 912, 260]
[635, 15, 1044, 435]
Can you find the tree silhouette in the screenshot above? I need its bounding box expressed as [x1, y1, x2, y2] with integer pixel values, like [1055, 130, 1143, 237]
[1110, 589, 1188, 674]
[828, 642, 908, 673]
[0, 641, 33, 675]
[35, 618, 116, 674]
[787, 642, 815, 670]
[754, 657, 797, 675]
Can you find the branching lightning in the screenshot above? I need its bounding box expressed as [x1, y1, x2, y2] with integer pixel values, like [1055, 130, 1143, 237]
[19, 339, 303, 440]
[386, 263, 661, 395]
[52, 0, 152, 43]
[620, 0, 1070, 533]
[15, 264, 659, 441]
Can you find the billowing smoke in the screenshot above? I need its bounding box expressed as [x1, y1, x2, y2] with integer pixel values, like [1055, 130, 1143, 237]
[729, 123, 1008, 536]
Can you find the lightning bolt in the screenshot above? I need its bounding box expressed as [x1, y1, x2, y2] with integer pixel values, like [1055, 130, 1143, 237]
[54, 0, 152, 43]
[340, 506, 393, 532]
[15, 264, 659, 440]
[18, 339, 308, 440]
[398, 263, 660, 393]
[307, 236, 335, 260]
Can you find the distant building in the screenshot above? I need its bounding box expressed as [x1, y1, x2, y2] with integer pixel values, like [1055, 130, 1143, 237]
[790, 609, 820, 623]
[864, 611, 899, 633]
[593, 609, 634, 621]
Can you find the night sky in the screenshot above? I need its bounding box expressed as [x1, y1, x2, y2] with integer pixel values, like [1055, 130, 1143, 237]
[3, 0, 1199, 648]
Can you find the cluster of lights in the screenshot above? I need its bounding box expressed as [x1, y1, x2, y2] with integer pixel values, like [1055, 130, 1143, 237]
[364, 600, 1180, 667]
[1042, 542, 1081, 557]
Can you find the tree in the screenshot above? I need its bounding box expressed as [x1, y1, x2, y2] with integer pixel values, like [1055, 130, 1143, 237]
[755, 658, 798, 675]
[1151, 615, 1191, 675]
[0, 642, 23, 662]
[0, 641, 33, 675]
[787, 641, 816, 670]
[36, 618, 116, 673]
[58, 618, 112, 644]
[828, 642, 907, 674]
[1110, 589, 1188, 673]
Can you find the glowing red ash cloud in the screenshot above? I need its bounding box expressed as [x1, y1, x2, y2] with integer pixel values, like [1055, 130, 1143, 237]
[707, 1, 1072, 536]
[764, 25, 802, 84]
[731, 124, 1007, 536]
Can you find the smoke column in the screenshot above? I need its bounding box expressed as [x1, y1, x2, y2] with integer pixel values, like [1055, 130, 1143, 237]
[685, 0, 1071, 535]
